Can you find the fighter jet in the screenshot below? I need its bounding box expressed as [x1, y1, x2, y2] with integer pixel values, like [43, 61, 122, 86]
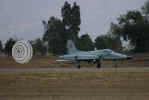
[57, 40, 132, 68]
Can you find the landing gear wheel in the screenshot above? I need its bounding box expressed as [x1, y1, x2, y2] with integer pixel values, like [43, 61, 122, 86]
[76, 61, 80, 69]
[96, 60, 101, 69]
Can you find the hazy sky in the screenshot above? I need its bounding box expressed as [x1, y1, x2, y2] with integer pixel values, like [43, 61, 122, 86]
[0, 0, 147, 42]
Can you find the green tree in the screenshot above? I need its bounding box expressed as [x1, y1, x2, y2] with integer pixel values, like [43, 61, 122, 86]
[113, 10, 149, 52]
[78, 34, 94, 51]
[108, 23, 122, 51]
[0, 40, 2, 52]
[4, 38, 16, 56]
[95, 35, 107, 49]
[32, 39, 47, 56]
[61, 1, 81, 41]
[142, 0, 149, 15]
[42, 1, 82, 54]
[43, 17, 67, 55]
[95, 34, 122, 51]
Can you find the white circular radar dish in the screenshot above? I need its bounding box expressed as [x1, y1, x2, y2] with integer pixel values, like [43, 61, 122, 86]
[12, 40, 33, 64]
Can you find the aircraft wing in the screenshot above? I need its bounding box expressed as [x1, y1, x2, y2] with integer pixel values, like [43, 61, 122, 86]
[57, 54, 98, 62]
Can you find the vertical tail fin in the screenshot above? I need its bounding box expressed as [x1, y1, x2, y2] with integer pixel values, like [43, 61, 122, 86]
[67, 40, 78, 54]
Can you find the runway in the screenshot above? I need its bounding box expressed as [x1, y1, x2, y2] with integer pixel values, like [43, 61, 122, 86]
[0, 66, 149, 72]
[1, 66, 149, 100]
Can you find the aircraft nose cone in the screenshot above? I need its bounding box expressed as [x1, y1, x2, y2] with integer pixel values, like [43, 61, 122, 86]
[116, 53, 133, 60]
[113, 52, 128, 59]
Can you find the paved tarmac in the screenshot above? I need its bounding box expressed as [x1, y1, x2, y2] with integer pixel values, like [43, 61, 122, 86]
[0, 66, 149, 72]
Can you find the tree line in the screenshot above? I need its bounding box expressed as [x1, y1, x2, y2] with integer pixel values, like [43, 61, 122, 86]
[1, 1, 149, 56]
[110, 1, 149, 52]
[41, 1, 122, 55]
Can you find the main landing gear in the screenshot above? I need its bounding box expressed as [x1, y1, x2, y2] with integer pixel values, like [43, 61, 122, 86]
[76, 61, 80, 69]
[75, 56, 80, 69]
[96, 59, 101, 69]
[75, 59, 101, 69]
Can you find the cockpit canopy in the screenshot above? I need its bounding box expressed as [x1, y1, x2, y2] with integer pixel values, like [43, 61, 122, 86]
[102, 49, 113, 54]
